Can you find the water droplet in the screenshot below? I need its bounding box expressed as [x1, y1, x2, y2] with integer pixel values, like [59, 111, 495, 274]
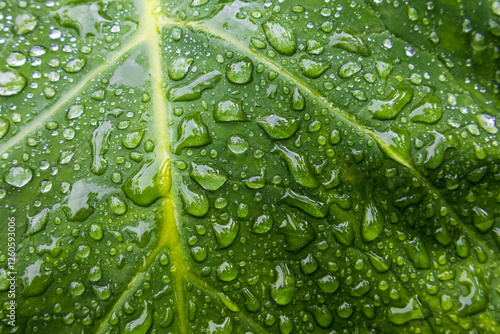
[124, 221, 154, 248]
[88, 265, 102, 282]
[108, 195, 128, 215]
[167, 70, 222, 101]
[213, 217, 239, 248]
[309, 305, 334, 328]
[279, 213, 315, 252]
[263, 18, 297, 56]
[361, 202, 385, 242]
[172, 113, 212, 154]
[242, 167, 265, 189]
[214, 97, 250, 122]
[217, 261, 238, 281]
[64, 57, 86, 73]
[4, 166, 33, 188]
[366, 251, 391, 273]
[123, 130, 145, 149]
[281, 188, 328, 218]
[410, 94, 442, 124]
[272, 144, 319, 188]
[90, 121, 112, 175]
[89, 222, 103, 240]
[122, 158, 170, 206]
[270, 264, 295, 305]
[251, 213, 273, 234]
[123, 301, 153, 334]
[226, 57, 253, 84]
[251, 37, 266, 49]
[25, 208, 50, 236]
[368, 85, 413, 120]
[15, 13, 38, 34]
[375, 59, 393, 80]
[227, 135, 249, 154]
[306, 39, 324, 55]
[313, 273, 338, 296]
[207, 317, 233, 334]
[21, 260, 53, 297]
[477, 113, 498, 134]
[179, 178, 209, 217]
[338, 61, 362, 78]
[66, 104, 85, 119]
[190, 162, 227, 191]
[191, 246, 208, 262]
[278, 315, 293, 334]
[0, 118, 9, 139]
[257, 114, 301, 140]
[337, 302, 354, 319]
[388, 297, 426, 325]
[329, 32, 371, 56]
[0, 69, 27, 96]
[7, 51, 26, 67]
[290, 88, 305, 111]
[300, 57, 330, 78]
[69, 281, 85, 296]
[169, 57, 193, 81]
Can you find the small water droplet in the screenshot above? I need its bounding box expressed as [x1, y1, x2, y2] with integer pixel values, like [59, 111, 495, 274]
[4, 166, 33, 188]
[0, 69, 27, 96]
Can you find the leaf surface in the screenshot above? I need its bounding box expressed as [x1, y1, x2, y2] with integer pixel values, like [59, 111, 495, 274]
[1, 0, 500, 333]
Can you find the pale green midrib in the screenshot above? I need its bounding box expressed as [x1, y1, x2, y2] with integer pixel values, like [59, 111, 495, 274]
[0, 38, 141, 156]
[185, 272, 270, 334]
[159, 17, 498, 258]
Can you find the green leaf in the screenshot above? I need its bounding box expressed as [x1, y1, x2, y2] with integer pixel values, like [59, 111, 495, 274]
[1, 0, 500, 333]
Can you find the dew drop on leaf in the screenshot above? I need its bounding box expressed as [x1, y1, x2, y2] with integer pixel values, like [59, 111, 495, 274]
[4, 166, 33, 188]
[0, 69, 27, 96]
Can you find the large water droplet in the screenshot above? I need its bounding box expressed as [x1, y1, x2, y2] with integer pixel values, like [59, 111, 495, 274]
[309, 305, 334, 328]
[123, 301, 153, 334]
[409, 94, 442, 124]
[15, 13, 38, 34]
[169, 57, 193, 81]
[263, 18, 297, 56]
[270, 264, 295, 305]
[0, 69, 27, 96]
[257, 114, 301, 140]
[217, 261, 238, 282]
[281, 188, 328, 218]
[226, 57, 253, 84]
[122, 158, 171, 206]
[290, 88, 305, 111]
[214, 97, 250, 122]
[338, 61, 362, 78]
[189, 162, 227, 191]
[279, 213, 315, 252]
[90, 121, 112, 175]
[64, 57, 86, 73]
[0, 118, 9, 139]
[213, 217, 239, 248]
[477, 113, 498, 134]
[227, 135, 249, 154]
[251, 213, 273, 233]
[272, 144, 319, 188]
[21, 260, 53, 297]
[4, 166, 33, 188]
[123, 130, 145, 149]
[7, 51, 26, 67]
[25, 208, 50, 236]
[300, 57, 330, 78]
[179, 178, 209, 217]
[388, 297, 426, 325]
[329, 32, 371, 56]
[207, 317, 233, 334]
[172, 113, 212, 154]
[361, 202, 385, 242]
[167, 70, 222, 101]
[368, 85, 413, 120]
[317, 275, 339, 293]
